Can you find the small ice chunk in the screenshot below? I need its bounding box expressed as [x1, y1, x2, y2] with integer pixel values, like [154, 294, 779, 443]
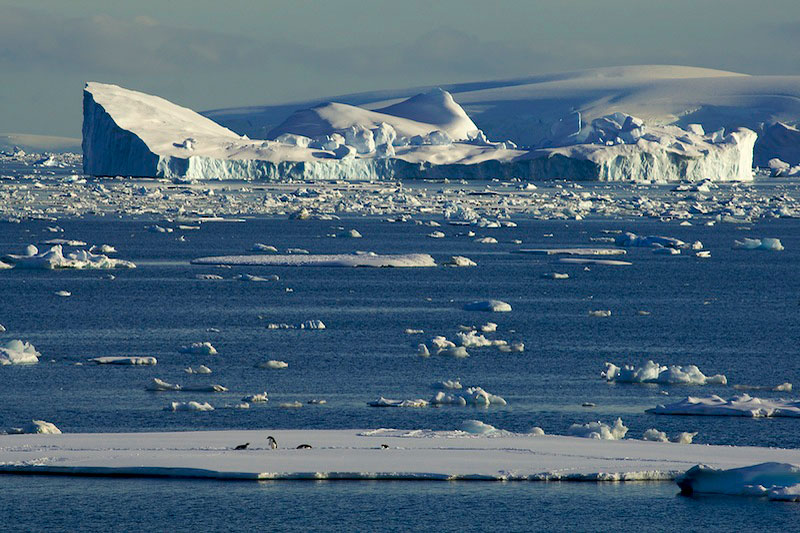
[368, 397, 428, 408]
[541, 272, 569, 279]
[258, 360, 288, 369]
[165, 401, 214, 412]
[589, 310, 611, 318]
[733, 238, 784, 251]
[567, 418, 628, 440]
[404, 329, 424, 334]
[147, 378, 181, 391]
[464, 300, 512, 312]
[528, 427, 546, 436]
[428, 231, 445, 238]
[251, 243, 278, 252]
[433, 379, 462, 390]
[242, 392, 268, 403]
[480, 322, 497, 333]
[460, 419, 497, 434]
[184, 365, 212, 374]
[279, 401, 304, 409]
[55, 291, 71, 297]
[89, 356, 157, 365]
[178, 342, 217, 355]
[444, 256, 476, 267]
[0, 340, 40, 365]
[7, 420, 62, 434]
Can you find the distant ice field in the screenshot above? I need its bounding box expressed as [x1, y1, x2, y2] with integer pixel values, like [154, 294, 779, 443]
[1, 214, 799, 448]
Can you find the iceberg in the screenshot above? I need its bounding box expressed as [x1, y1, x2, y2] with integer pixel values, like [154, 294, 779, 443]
[83, 81, 756, 182]
[567, 418, 629, 440]
[3, 245, 135, 269]
[0, 340, 40, 365]
[602, 361, 727, 385]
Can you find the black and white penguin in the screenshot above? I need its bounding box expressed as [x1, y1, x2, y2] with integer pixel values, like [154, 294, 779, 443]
[296, 444, 312, 449]
[267, 435, 278, 449]
[234, 442, 250, 450]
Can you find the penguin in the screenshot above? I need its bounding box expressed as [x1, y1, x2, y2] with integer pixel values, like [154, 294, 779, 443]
[296, 444, 312, 449]
[234, 442, 250, 450]
[380, 444, 389, 449]
[267, 435, 278, 449]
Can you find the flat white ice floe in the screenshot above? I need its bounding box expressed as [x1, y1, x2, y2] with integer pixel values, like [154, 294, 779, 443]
[3, 245, 135, 269]
[89, 356, 157, 365]
[602, 361, 727, 385]
[677, 462, 800, 501]
[192, 252, 436, 268]
[518, 248, 626, 256]
[258, 360, 288, 369]
[178, 342, 217, 355]
[648, 394, 800, 417]
[733, 237, 784, 251]
[368, 397, 429, 408]
[266, 320, 326, 330]
[6, 420, 62, 435]
[463, 300, 512, 312]
[557, 258, 632, 266]
[0, 340, 40, 365]
[567, 418, 629, 440]
[5, 428, 800, 481]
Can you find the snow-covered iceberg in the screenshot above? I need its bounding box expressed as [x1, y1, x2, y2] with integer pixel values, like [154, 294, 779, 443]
[83, 81, 756, 182]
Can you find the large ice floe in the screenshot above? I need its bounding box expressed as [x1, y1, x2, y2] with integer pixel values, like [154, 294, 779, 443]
[2, 245, 135, 269]
[82, 79, 756, 182]
[602, 361, 727, 385]
[192, 252, 436, 268]
[0, 340, 40, 365]
[6, 428, 800, 481]
[677, 462, 800, 501]
[648, 394, 800, 417]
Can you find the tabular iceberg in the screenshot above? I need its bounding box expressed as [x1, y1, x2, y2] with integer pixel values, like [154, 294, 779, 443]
[82, 81, 756, 182]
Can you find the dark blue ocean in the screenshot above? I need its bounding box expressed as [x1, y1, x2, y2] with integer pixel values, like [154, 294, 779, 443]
[1, 215, 799, 530]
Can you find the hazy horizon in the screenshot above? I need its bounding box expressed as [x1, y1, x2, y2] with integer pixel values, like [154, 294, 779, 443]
[2, 0, 799, 137]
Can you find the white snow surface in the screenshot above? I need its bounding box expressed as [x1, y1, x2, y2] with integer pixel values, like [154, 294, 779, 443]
[648, 394, 800, 417]
[602, 361, 727, 385]
[192, 252, 436, 268]
[4, 429, 800, 481]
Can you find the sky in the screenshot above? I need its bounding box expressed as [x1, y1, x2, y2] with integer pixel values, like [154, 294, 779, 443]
[1, 0, 799, 137]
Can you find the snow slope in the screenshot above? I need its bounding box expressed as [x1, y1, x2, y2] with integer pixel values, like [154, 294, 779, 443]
[3, 429, 800, 481]
[206, 65, 800, 159]
[269, 88, 478, 141]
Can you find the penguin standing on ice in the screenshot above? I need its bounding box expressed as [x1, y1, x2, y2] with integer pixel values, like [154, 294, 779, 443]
[267, 436, 278, 449]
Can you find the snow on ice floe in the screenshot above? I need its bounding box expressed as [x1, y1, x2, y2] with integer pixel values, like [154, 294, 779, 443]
[615, 232, 686, 249]
[2, 245, 135, 270]
[602, 361, 727, 385]
[444, 256, 476, 267]
[184, 365, 212, 374]
[417, 337, 469, 358]
[89, 356, 157, 365]
[192, 253, 436, 268]
[5, 420, 61, 435]
[82, 80, 756, 182]
[588, 310, 611, 318]
[648, 394, 800, 417]
[234, 273, 279, 282]
[567, 418, 629, 440]
[677, 462, 800, 501]
[165, 401, 214, 412]
[463, 300, 512, 312]
[178, 342, 217, 355]
[642, 428, 697, 444]
[733, 237, 784, 251]
[242, 392, 268, 403]
[0, 340, 40, 365]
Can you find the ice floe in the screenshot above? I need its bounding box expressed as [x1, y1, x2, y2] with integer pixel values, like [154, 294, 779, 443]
[266, 320, 326, 330]
[242, 392, 268, 403]
[733, 237, 784, 251]
[567, 418, 628, 440]
[444, 256, 476, 267]
[258, 360, 288, 369]
[89, 356, 157, 365]
[165, 401, 214, 412]
[648, 394, 800, 417]
[184, 365, 212, 374]
[677, 462, 800, 500]
[430, 387, 507, 407]
[463, 300, 512, 312]
[3, 245, 135, 269]
[642, 429, 697, 444]
[178, 342, 218, 355]
[602, 361, 727, 385]
[461, 420, 498, 434]
[192, 253, 436, 268]
[368, 397, 429, 408]
[6, 420, 62, 435]
[0, 340, 40, 365]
